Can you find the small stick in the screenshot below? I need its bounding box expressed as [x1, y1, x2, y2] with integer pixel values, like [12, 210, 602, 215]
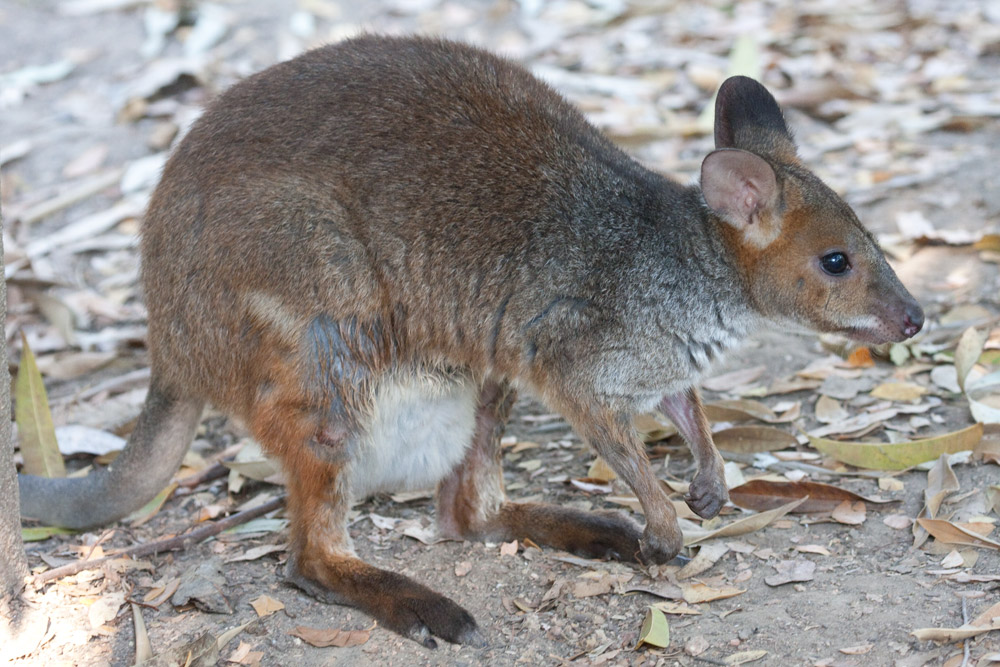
[961, 595, 970, 667]
[176, 462, 230, 489]
[34, 496, 285, 584]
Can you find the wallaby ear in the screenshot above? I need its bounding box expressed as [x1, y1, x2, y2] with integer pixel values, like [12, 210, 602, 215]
[714, 76, 797, 161]
[701, 148, 778, 228]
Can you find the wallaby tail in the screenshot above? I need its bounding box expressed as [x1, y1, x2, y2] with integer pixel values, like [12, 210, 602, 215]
[18, 381, 204, 530]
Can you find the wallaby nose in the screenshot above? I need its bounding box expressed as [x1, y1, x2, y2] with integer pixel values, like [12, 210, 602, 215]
[902, 303, 924, 338]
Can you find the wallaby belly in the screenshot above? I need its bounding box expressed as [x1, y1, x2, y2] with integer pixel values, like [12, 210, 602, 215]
[349, 371, 479, 499]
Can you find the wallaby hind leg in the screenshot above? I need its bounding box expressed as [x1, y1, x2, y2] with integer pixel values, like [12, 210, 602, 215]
[436, 381, 643, 562]
[19, 380, 204, 529]
[258, 412, 483, 648]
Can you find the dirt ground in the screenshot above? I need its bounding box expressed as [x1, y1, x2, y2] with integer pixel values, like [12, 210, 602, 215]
[3, 1, 1000, 666]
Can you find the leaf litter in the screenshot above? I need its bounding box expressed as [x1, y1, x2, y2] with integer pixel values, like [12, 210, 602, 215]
[9, 1, 1000, 665]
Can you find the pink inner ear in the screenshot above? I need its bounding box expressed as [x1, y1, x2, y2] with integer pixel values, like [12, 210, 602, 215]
[701, 149, 777, 227]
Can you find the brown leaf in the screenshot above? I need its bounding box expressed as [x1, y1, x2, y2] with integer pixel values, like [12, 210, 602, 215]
[831, 500, 867, 525]
[587, 457, 617, 481]
[729, 479, 894, 513]
[634, 413, 678, 442]
[917, 518, 1000, 550]
[704, 399, 777, 423]
[839, 644, 874, 655]
[289, 625, 372, 648]
[814, 395, 849, 424]
[713, 426, 798, 453]
[250, 595, 284, 618]
[870, 382, 927, 402]
[680, 581, 745, 604]
[653, 601, 702, 616]
[684, 497, 806, 546]
[911, 618, 1000, 643]
[677, 543, 729, 580]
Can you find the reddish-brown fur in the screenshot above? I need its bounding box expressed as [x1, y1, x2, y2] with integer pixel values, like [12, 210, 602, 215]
[19, 36, 923, 647]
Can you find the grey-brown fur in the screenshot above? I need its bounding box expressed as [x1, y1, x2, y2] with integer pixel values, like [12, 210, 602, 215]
[19, 36, 922, 646]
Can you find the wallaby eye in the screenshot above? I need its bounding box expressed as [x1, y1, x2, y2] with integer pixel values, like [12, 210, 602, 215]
[821, 252, 850, 276]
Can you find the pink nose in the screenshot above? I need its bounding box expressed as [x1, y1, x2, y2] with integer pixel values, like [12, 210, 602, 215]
[902, 307, 924, 338]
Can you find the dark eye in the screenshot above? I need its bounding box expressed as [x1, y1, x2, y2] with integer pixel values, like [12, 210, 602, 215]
[821, 252, 850, 276]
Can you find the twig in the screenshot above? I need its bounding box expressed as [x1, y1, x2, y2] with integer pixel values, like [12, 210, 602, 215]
[34, 496, 285, 584]
[13, 169, 123, 226]
[961, 595, 970, 667]
[176, 462, 230, 489]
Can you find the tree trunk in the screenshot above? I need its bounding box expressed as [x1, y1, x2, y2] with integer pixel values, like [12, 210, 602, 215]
[0, 221, 28, 600]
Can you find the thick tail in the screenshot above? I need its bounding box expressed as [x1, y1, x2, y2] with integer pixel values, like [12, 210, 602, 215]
[18, 381, 204, 530]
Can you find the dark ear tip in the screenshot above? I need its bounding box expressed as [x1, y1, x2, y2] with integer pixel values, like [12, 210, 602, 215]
[718, 75, 767, 98]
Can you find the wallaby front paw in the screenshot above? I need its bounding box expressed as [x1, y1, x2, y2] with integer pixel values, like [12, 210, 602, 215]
[639, 525, 683, 565]
[685, 467, 728, 519]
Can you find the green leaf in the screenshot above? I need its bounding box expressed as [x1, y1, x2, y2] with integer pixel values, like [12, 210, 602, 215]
[126, 482, 178, 527]
[635, 606, 670, 650]
[15, 333, 65, 478]
[22, 525, 75, 542]
[808, 423, 983, 470]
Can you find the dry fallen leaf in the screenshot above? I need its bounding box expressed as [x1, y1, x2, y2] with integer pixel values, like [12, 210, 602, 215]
[955, 326, 989, 391]
[839, 643, 874, 655]
[653, 601, 702, 616]
[911, 618, 1000, 643]
[713, 426, 798, 453]
[680, 581, 745, 604]
[587, 456, 617, 481]
[723, 649, 768, 665]
[677, 543, 729, 580]
[684, 497, 807, 546]
[870, 382, 927, 402]
[704, 399, 777, 423]
[815, 395, 849, 424]
[917, 518, 1000, 550]
[729, 479, 894, 513]
[808, 423, 983, 470]
[831, 500, 867, 525]
[795, 544, 831, 556]
[289, 624, 372, 648]
[250, 595, 284, 618]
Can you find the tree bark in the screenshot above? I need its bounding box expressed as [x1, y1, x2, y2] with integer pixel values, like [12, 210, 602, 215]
[0, 220, 29, 600]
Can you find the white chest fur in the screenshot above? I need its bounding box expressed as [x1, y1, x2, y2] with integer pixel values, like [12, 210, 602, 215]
[349, 371, 479, 500]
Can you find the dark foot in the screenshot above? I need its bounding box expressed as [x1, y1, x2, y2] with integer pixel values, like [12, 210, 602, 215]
[685, 466, 728, 519]
[639, 524, 683, 565]
[285, 557, 484, 649]
[561, 510, 643, 562]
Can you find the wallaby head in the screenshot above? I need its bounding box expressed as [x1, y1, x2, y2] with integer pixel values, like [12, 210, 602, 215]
[701, 75, 923, 344]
